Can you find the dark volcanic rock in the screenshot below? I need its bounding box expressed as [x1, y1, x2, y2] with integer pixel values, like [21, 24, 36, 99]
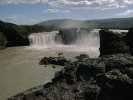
[75, 54, 90, 61]
[8, 54, 133, 100]
[126, 27, 133, 54]
[55, 28, 91, 45]
[98, 69, 133, 100]
[0, 31, 7, 49]
[0, 21, 30, 46]
[0, 21, 29, 46]
[99, 29, 130, 56]
[56, 28, 78, 44]
[39, 56, 69, 66]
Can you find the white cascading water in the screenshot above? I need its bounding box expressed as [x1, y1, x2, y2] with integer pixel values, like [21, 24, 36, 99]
[29, 32, 57, 46]
[28, 30, 100, 57]
[74, 31, 99, 48]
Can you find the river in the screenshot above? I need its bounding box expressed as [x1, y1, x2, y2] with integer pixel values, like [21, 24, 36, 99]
[0, 31, 101, 100]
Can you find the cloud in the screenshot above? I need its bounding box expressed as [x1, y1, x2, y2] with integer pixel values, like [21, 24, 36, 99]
[115, 10, 133, 16]
[62, 10, 71, 13]
[4, 15, 25, 21]
[0, 0, 133, 10]
[0, 0, 48, 4]
[43, 8, 71, 13]
[48, 0, 133, 10]
[43, 8, 60, 13]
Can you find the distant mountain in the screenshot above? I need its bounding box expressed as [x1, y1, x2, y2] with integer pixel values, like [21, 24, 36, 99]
[37, 17, 133, 29]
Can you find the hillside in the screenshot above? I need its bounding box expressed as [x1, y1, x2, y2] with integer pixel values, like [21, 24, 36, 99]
[38, 17, 133, 29]
[0, 21, 46, 47]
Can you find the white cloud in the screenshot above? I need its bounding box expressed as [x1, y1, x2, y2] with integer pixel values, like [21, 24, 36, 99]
[4, 15, 25, 20]
[43, 8, 60, 13]
[62, 10, 71, 13]
[0, 0, 48, 4]
[115, 10, 133, 16]
[43, 8, 71, 13]
[0, 0, 133, 10]
[48, 0, 133, 10]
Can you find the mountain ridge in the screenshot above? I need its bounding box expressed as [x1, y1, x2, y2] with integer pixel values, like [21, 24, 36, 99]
[37, 17, 133, 29]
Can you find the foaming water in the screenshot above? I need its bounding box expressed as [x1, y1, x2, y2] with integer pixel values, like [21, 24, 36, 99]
[29, 32, 57, 46]
[28, 31, 100, 56]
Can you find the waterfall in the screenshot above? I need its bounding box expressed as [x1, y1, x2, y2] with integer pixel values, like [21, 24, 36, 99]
[28, 31, 100, 48]
[29, 32, 57, 46]
[75, 31, 99, 48]
[28, 31, 100, 57]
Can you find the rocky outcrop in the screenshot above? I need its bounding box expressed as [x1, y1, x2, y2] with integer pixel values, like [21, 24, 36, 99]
[39, 56, 69, 66]
[99, 29, 130, 56]
[55, 28, 91, 45]
[126, 27, 133, 54]
[55, 28, 78, 44]
[8, 54, 133, 100]
[0, 21, 30, 47]
[0, 32, 7, 49]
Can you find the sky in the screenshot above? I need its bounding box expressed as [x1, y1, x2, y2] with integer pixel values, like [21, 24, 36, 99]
[0, 0, 133, 25]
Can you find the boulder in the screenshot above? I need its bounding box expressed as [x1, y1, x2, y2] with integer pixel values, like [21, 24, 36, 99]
[55, 28, 91, 45]
[55, 28, 77, 44]
[98, 69, 133, 100]
[39, 56, 69, 66]
[126, 27, 133, 54]
[0, 32, 7, 49]
[99, 29, 130, 56]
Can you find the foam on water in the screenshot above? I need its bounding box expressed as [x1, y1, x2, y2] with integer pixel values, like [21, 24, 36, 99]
[28, 31, 100, 56]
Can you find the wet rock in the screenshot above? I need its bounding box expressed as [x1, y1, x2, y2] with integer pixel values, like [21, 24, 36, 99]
[55, 28, 91, 45]
[99, 29, 130, 56]
[56, 28, 78, 44]
[98, 69, 133, 100]
[58, 53, 63, 56]
[126, 27, 133, 54]
[75, 54, 90, 61]
[39, 56, 69, 66]
[52, 66, 56, 68]
[0, 31, 7, 47]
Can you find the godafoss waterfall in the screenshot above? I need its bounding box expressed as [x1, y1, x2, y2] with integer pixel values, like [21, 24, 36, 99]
[0, 29, 100, 100]
[28, 29, 100, 56]
[29, 32, 57, 47]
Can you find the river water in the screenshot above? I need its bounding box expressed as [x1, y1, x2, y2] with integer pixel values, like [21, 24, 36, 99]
[0, 30, 101, 100]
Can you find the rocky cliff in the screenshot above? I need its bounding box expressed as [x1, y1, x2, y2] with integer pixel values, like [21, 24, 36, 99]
[0, 21, 30, 47]
[0, 20, 47, 47]
[0, 32, 7, 48]
[55, 28, 91, 44]
[99, 28, 133, 56]
[126, 27, 133, 55]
